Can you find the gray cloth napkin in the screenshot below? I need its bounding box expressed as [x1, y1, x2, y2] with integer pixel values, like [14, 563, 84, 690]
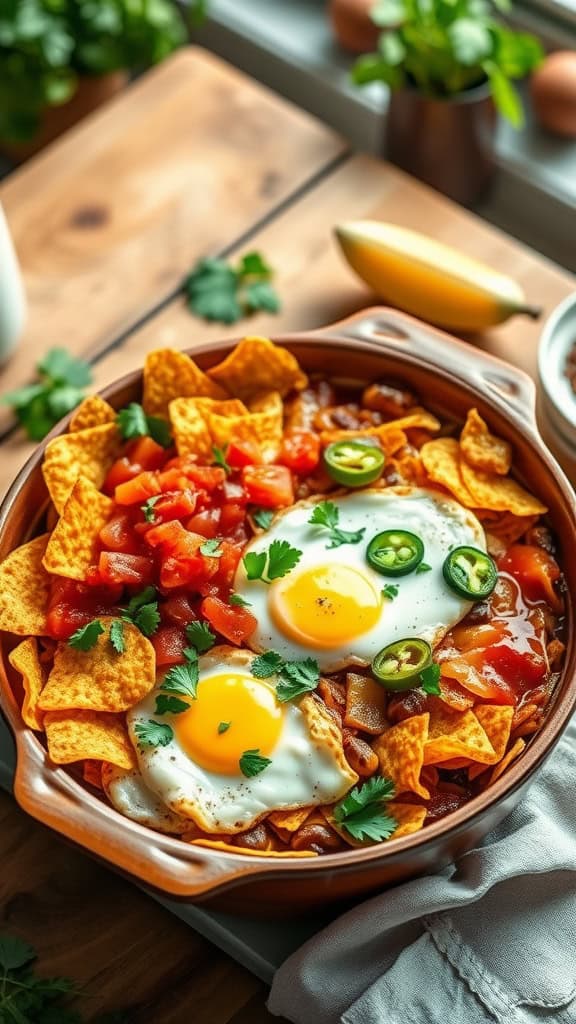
[268, 715, 576, 1024]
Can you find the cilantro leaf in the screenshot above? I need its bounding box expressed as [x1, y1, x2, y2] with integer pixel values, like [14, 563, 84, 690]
[185, 251, 280, 325]
[243, 540, 302, 584]
[162, 660, 199, 700]
[46, 385, 86, 419]
[124, 587, 157, 615]
[229, 593, 252, 608]
[200, 538, 223, 557]
[416, 562, 432, 574]
[109, 619, 125, 654]
[0, 934, 35, 971]
[212, 445, 231, 474]
[38, 348, 92, 388]
[141, 495, 161, 523]
[251, 651, 285, 678]
[1, 347, 92, 440]
[155, 694, 190, 716]
[308, 501, 365, 548]
[116, 403, 172, 448]
[131, 603, 161, 638]
[333, 776, 397, 842]
[382, 584, 399, 600]
[239, 251, 273, 276]
[186, 620, 216, 653]
[244, 280, 281, 314]
[68, 619, 104, 651]
[243, 550, 268, 580]
[276, 658, 320, 702]
[218, 721, 231, 734]
[420, 663, 442, 695]
[252, 508, 274, 530]
[134, 720, 174, 749]
[239, 749, 272, 778]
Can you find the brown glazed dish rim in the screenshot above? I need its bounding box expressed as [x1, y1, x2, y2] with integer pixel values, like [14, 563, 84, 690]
[1, 306, 575, 900]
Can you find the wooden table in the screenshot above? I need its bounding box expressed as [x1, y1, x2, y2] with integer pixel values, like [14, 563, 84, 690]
[0, 46, 573, 1022]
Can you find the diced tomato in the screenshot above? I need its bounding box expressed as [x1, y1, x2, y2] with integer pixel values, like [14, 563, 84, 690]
[153, 490, 198, 522]
[126, 436, 169, 471]
[185, 508, 221, 538]
[219, 502, 246, 533]
[103, 457, 141, 494]
[160, 552, 219, 590]
[213, 540, 243, 588]
[499, 546, 562, 612]
[450, 621, 510, 652]
[46, 579, 122, 639]
[242, 465, 294, 508]
[482, 644, 547, 693]
[145, 521, 204, 558]
[222, 480, 248, 505]
[227, 439, 262, 468]
[201, 595, 257, 645]
[161, 594, 197, 627]
[182, 465, 226, 492]
[441, 652, 515, 704]
[98, 552, 155, 587]
[152, 626, 188, 666]
[157, 467, 193, 492]
[280, 430, 320, 475]
[99, 511, 141, 554]
[115, 471, 161, 506]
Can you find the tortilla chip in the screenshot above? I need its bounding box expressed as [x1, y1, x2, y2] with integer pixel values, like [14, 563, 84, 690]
[372, 713, 430, 799]
[83, 759, 104, 789]
[38, 619, 155, 713]
[387, 801, 427, 838]
[420, 438, 477, 506]
[169, 397, 248, 459]
[189, 839, 316, 858]
[460, 408, 512, 476]
[143, 348, 227, 419]
[209, 390, 282, 462]
[460, 460, 547, 515]
[0, 534, 51, 635]
[384, 408, 441, 433]
[44, 710, 136, 769]
[344, 673, 388, 735]
[423, 703, 496, 766]
[8, 638, 46, 731]
[489, 738, 526, 784]
[208, 336, 307, 400]
[42, 422, 121, 514]
[267, 807, 312, 842]
[43, 477, 113, 581]
[485, 512, 539, 547]
[69, 395, 116, 432]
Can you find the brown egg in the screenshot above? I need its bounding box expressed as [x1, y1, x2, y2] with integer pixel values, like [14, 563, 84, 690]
[329, 0, 381, 54]
[530, 51, 576, 138]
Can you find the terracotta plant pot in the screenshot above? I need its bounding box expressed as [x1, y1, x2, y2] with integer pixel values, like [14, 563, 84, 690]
[1, 71, 128, 163]
[1, 308, 575, 916]
[328, 0, 381, 54]
[385, 80, 497, 207]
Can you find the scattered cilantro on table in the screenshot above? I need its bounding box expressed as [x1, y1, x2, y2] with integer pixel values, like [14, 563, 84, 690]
[243, 539, 302, 584]
[333, 777, 398, 842]
[308, 501, 366, 549]
[184, 251, 280, 325]
[251, 651, 320, 702]
[116, 402, 172, 447]
[1, 348, 92, 441]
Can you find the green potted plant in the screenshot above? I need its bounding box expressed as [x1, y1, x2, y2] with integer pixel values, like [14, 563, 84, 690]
[0, 0, 206, 161]
[352, 0, 543, 206]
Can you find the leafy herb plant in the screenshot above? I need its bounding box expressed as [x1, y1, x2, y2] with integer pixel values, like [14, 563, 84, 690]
[352, 0, 543, 126]
[1, 348, 92, 440]
[185, 251, 280, 324]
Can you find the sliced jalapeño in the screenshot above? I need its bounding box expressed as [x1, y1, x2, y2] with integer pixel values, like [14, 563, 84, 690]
[323, 440, 385, 487]
[442, 546, 497, 600]
[372, 638, 432, 691]
[367, 529, 424, 577]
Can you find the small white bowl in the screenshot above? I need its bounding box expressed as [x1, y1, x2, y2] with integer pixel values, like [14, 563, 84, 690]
[538, 293, 576, 479]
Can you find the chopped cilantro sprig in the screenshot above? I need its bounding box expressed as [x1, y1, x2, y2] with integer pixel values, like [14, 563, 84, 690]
[308, 501, 366, 549]
[239, 749, 272, 778]
[251, 651, 320, 702]
[1, 347, 93, 441]
[116, 402, 172, 448]
[333, 776, 398, 842]
[243, 539, 301, 584]
[185, 251, 280, 325]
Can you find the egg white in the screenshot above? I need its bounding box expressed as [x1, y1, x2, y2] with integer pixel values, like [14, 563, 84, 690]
[234, 487, 485, 672]
[102, 763, 189, 834]
[127, 647, 357, 834]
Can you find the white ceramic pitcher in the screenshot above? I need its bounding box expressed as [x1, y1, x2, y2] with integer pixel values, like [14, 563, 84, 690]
[0, 201, 26, 365]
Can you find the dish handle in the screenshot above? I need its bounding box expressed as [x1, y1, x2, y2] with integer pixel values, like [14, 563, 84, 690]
[309, 307, 538, 430]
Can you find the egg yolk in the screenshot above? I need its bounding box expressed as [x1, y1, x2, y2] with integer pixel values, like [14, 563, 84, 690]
[173, 672, 283, 775]
[270, 564, 382, 648]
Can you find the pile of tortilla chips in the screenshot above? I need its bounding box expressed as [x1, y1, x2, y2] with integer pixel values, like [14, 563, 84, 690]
[0, 335, 554, 856]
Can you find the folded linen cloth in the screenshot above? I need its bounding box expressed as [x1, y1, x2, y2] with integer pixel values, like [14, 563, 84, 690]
[268, 714, 576, 1024]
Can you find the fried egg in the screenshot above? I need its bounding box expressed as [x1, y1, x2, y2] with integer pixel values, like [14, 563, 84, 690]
[234, 487, 485, 672]
[127, 647, 357, 834]
[101, 763, 189, 834]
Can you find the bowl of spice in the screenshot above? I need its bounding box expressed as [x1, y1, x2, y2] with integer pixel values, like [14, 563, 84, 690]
[538, 293, 576, 480]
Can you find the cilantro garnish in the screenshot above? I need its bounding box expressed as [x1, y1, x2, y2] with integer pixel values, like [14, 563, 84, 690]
[1, 347, 92, 441]
[229, 593, 252, 608]
[218, 721, 231, 734]
[185, 620, 216, 653]
[162, 655, 199, 700]
[116, 402, 172, 448]
[141, 495, 161, 523]
[185, 251, 280, 325]
[239, 748, 273, 778]
[252, 508, 274, 530]
[134, 720, 174, 749]
[243, 539, 302, 584]
[120, 587, 161, 638]
[200, 538, 223, 557]
[308, 501, 366, 549]
[333, 776, 398, 842]
[251, 651, 320, 702]
[212, 445, 231, 474]
[416, 562, 432, 574]
[109, 619, 125, 654]
[68, 619, 104, 651]
[382, 584, 399, 600]
[0, 932, 80, 1022]
[420, 663, 441, 695]
[155, 694, 191, 716]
